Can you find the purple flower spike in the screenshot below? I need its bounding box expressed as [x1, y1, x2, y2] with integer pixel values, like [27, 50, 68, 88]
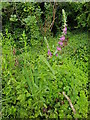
[58, 41, 63, 46]
[57, 47, 61, 51]
[60, 36, 65, 41]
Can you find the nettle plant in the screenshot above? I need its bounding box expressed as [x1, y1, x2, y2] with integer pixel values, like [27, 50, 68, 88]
[44, 9, 68, 58]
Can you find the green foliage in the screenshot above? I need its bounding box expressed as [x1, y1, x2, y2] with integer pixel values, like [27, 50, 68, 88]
[2, 2, 89, 41]
[1, 2, 88, 119]
[24, 15, 41, 45]
[2, 29, 88, 119]
[2, 2, 43, 47]
[70, 2, 89, 28]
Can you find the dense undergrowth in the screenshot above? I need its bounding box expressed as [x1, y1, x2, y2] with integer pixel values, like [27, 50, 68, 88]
[1, 2, 89, 119]
[2, 30, 88, 119]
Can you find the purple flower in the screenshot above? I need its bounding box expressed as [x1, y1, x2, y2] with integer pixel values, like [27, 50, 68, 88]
[63, 26, 67, 34]
[56, 54, 58, 56]
[57, 47, 61, 51]
[64, 31, 67, 34]
[48, 49, 52, 57]
[58, 41, 63, 46]
[50, 52, 52, 57]
[48, 50, 50, 54]
[63, 26, 67, 32]
[60, 36, 65, 41]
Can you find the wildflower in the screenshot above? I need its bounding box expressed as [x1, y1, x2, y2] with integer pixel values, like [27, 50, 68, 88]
[57, 47, 61, 51]
[63, 26, 67, 35]
[63, 26, 67, 32]
[48, 49, 50, 55]
[60, 36, 65, 41]
[48, 49, 52, 57]
[56, 54, 58, 56]
[64, 31, 67, 34]
[58, 41, 63, 46]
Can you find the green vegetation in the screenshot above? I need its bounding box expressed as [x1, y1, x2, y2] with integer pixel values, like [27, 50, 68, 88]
[1, 2, 89, 119]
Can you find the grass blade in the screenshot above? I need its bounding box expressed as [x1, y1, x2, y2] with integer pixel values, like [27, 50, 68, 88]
[39, 55, 55, 76]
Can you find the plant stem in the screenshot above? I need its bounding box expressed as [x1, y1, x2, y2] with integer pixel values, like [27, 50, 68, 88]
[62, 92, 77, 120]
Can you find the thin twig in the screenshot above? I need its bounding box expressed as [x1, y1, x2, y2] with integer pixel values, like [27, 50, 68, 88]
[62, 92, 76, 115]
[50, 2, 56, 31]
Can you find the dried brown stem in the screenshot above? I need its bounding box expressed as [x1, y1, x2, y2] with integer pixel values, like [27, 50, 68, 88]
[62, 92, 76, 114]
[50, 2, 56, 30]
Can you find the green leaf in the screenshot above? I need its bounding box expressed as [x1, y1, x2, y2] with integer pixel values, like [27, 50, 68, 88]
[39, 55, 56, 76]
